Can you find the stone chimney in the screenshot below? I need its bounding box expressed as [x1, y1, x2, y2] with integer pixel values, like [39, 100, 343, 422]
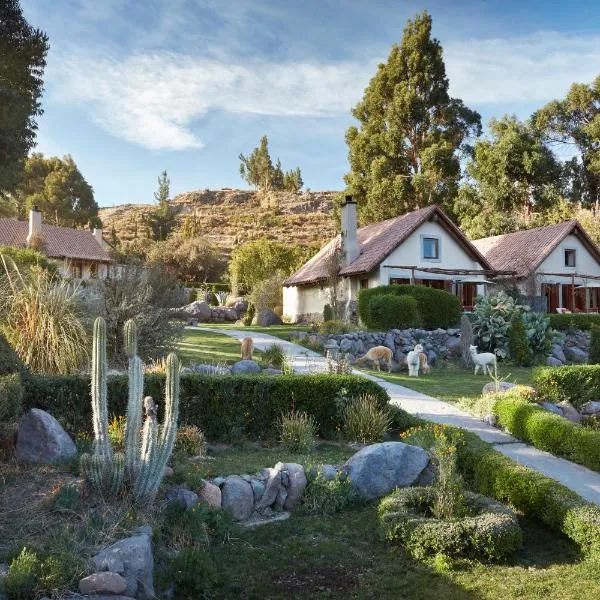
[93, 227, 103, 246]
[341, 195, 359, 265]
[27, 206, 42, 246]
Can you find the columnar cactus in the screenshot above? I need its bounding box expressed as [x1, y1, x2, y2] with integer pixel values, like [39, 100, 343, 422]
[123, 320, 143, 478]
[91, 317, 111, 461]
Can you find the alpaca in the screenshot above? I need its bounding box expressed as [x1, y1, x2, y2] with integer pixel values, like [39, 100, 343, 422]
[418, 352, 430, 375]
[240, 336, 254, 360]
[355, 346, 393, 372]
[406, 344, 424, 377]
[469, 345, 497, 376]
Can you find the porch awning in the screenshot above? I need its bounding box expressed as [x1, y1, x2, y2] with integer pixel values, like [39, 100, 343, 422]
[453, 278, 494, 284]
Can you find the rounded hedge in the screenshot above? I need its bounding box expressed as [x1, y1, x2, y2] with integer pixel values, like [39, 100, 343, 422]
[367, 294, 420, 330]
[378, 487, 522, 560]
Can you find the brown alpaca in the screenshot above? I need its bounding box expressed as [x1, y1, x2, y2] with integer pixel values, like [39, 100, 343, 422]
[418, 352, 430, 375]
[240, 336, 254, 360]
[355, 346, 393, 372]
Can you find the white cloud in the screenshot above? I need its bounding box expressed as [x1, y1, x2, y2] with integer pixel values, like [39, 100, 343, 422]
[50, 31, 600, 151]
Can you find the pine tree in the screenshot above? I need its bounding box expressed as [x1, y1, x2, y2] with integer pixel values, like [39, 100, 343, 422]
[508, 313, 531, 367]
[147, 170, 175, 241]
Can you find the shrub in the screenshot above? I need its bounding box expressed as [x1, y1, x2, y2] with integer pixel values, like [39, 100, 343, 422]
[431, 436, 465, 520]
[548, 313, 600, 331]
[358, 284, 461, 329]
[0, 332, 25, 376]
[108, 415, 126, 450]
[23, 373, 391, 441]
[0, 373, 23, 422]
[522, 311, 551, 357]
[171, 547, 220, 599]
[533, 365, 600, 409]
[261, 343, 287, 368]
[367, 294, 420, 330]
[318, 320, 351, 335]
[301, 468, 360, 514]
[4, 547, 40, 598]
[590, 325, 600, 364]
[278, 410, 317, 453]
[248, 272, 285, 313]
[342, 394, 392, 443]
[508, 313, 531, 366]
[174, 425, 207, 457]
[242, 303, 255, 327]
[323, 304, 333, 322]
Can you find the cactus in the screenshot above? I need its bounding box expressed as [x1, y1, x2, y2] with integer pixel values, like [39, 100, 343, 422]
[124, 318, 138, 358]
[123, 320, 143, 479]
[91, 317, 111, 461]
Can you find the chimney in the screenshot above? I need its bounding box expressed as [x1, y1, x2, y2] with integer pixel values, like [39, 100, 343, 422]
[27, 206, 42, 246]
[341, 195, 359, 265]
[93, 227, 103, 246]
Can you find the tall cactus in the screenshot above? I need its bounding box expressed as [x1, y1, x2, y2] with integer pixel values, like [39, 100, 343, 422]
[91, 317, 111, 461]
[123, 319, 143, 478]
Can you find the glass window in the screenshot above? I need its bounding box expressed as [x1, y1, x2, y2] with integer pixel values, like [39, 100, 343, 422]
[360, 278, 369, 289]
[565, 249, 576, 267]
[423, 237, 440, 259]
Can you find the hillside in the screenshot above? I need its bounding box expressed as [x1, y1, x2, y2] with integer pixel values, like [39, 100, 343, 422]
[99, 188, 339, 257]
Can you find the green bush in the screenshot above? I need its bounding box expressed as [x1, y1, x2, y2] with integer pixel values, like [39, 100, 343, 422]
[548, 313, 600, 331]
[367, 294, 420, 330]
[0, 373, 23, 422]
[277, 410, 317, 453]
[508, 313, 531, 366]
[0, 333, 25, 376]
[493, 395, 600, 472]
[260, 343, 287, 368]
[4, 547, 40, 598]
[590, 325, 600, 364]
[342, 394, 392, 443]
[301, 468, 360, 515]
[533, 365, 600, 408]
[174, 424, 207, 457]
[323, 304, 333, 322]
[358, 284, 461, 329]
[318, 320, 351, 335]
[171, 547, 220, 599]
[22, 373, 391, 441]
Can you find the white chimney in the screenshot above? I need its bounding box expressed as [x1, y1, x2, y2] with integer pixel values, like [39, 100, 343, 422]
[93, 227, 103, 246]
[27, 206, 42, 246]
[341, 195, 359, 265]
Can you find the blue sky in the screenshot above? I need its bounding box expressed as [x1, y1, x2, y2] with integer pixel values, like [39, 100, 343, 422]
[21, 0, 600, 207]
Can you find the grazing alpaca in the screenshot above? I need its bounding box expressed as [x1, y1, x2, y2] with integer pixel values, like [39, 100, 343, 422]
[240, 336, 254, 360]
[469, 345, 497, 376]
[406, 344, 424, 377]
[355, 346, 393, 372]
[418, 352, 430, 375]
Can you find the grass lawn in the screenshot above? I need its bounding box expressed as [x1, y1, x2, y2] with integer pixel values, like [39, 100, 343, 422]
[200, 322, 312, 341]
[176, 328, 258, 365]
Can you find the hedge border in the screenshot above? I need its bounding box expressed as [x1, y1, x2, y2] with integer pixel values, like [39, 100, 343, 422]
[548, 313, 600, 331]
[533, 365, 600, 408]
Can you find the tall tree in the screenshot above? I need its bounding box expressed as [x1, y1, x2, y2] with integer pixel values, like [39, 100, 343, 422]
[344, 11, 481, 224]
[146, 170, 176, 241]
[533, 76, 600, 211]
[13, 153, 99, 227]
[0, 0, 49, 201]
[455, 116, 562, 238]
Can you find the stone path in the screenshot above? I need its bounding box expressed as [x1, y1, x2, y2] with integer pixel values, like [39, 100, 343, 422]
[191, 326, 600, 505]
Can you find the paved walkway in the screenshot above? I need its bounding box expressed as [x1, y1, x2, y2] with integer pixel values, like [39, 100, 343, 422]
[191, 326, 600, 505]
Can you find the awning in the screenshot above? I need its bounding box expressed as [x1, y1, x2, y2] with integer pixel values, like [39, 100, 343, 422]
[576, 282, 600, 288]
[453, 278, 494, 284]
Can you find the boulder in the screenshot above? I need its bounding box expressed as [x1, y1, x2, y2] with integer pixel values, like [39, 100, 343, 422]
[275, 462, 307, 510]
[231, 359, 261, 374]
[198, 481, 222, 508]
[558, 401, 581, 424]
[250, 479, 265, 502]
[79, 572, 127, 596]
[546, 356, 563, 367]
[253, 309, 283, 326]
[180, 300, 212, 321]
[221, 475, 254, 521]
[551, 344, 567, 364]
[446, 337, 462, 357]
[319, 464, 339, 481]
[482, 381, 516, 396]
[483, 414, 498, 427]
[16, 409, 76, 463]
[92, 526, 154, 599]
[165, 487, 199, 510]
[581, 401, 600, 416]
[540, 402, 563, 416]
[565, 346, 588, 364]
[339, 338, 355, 353]
[257, 468, 282, 509]
[342, 442, 429, 500]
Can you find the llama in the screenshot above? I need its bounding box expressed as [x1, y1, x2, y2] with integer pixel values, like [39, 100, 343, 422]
[406, 344, 424, 377]
[355, 346, 393, 372]
[418, 352, 430, 375]
[240, 336, 254, 360]
[469, 345, 497, 376]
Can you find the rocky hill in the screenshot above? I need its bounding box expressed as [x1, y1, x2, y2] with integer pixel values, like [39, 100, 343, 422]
[99, 188, 339, 257]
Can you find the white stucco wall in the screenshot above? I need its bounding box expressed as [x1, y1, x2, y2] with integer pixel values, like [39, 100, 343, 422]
[53, 259, 109, 280]
[283, 284, 331, 322]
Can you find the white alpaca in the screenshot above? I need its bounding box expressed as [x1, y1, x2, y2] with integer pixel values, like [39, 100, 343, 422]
[406, 344, 424, 377]
[469, 345, 497, 376]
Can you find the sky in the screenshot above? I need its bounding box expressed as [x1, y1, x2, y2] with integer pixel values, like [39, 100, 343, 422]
[20, 0, 600, 208]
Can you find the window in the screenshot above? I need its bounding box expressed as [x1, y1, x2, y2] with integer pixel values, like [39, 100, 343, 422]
[89, 263, 98, 279]
[70, 261, 83, 279]
[422, 236, 440, 260]
[565, 249, 576, 268]
[360, 278, 369, 290]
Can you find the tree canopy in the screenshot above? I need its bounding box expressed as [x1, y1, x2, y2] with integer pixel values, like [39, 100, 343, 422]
[146, 170, 176, 241]
[344, 11, 481, 224]
[0, 0, 49, 202]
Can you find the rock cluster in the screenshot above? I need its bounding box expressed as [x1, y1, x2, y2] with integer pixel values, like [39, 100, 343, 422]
[175, 299, 246, 324]
[547, 331, 591, 366]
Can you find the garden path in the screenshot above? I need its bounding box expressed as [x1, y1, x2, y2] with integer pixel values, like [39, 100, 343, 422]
[191, 326, 600, 505]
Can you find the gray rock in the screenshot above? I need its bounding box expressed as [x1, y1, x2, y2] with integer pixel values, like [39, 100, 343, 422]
[558, 401, 581, 423]
[257, 468, 282, 509]
[546, 356, 563, 367]
[384, 332, 395, 350]
[275, 462, 307, 510]
[483, 414, 498, 427]
[212, 476, 226, 487]
[274, 486, 288, 510]
[339, 338, 355, 353]
[231, 359, 262, 374]
[319, 464, 339, 481]
[198, 481, 221, 508]
[540, 402, 563, 416]
[165, 487, 199, 510]
[253, 309, 283, 326]
[92, 527, 153, 599]
[566, 346, 588, 363]
[263, 367, 282, 375]
[482, 381, 516, 396]
[16, 409, 76, 463]
[221, 475, 254, 520]
[180, 300, 212, 321]
[342, 442, 429, 500]
[79, 572, 127, 596]
[250, 479, 265, 502]
[581, 401, 600, 415]
[446, 337, 462, 357]
[551, 344, 567, 364]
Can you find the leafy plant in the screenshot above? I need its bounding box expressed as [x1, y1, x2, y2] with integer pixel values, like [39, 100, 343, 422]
[431, 436, 465, 520]
[301, 468, 360, 515]
[508, 313, 531, 366]
[278, 410, 317, 453]
[342, 394, 391, 443]
[108, 415, 126, 450]
[261, 343, 287, 368]
[3, 547, 40, 598]
[0, 373, 23, 423]
[522, 311, 552, 357]
[171, 547, 220, 600]
[174, 425, 207, 457]
[318, 320, 353, 335]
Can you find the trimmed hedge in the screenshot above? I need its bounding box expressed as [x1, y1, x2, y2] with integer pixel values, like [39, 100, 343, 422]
[533, 365, 600, 409]
[358, 284, 462, 330]
[590, 325, 600, 364]
[548, 313, 600, 331]
[22, 373, 391, 441]
[367, 294, 420, 330]
[493, 394, 600, 472]
[0, 373, 23, 422]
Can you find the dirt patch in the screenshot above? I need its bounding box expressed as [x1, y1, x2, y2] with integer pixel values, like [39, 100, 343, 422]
[271, 564, 360, 595]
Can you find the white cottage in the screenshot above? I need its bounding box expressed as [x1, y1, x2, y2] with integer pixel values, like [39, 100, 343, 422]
[472, 220, 600, 313]
[283, 198, 493, 322]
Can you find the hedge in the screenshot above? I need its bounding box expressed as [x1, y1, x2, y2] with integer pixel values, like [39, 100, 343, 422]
[533, 365, 600, 409]
[358, 284, 461, 330]
[367, 294, 420, 330]
[548, 313, 600, 331]
[23, 373, 391, 441]
[493, 394, 600, 472]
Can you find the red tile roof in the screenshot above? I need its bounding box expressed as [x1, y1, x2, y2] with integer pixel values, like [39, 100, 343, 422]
[284, 205, 491, 286]
[471, 220, 600, 277]
[0, 218, 111, 262]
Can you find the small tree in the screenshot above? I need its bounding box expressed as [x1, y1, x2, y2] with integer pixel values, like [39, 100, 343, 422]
[146, 170, 176, 241]
[323, 246, 344, 320]
[508, 313, 531, 366]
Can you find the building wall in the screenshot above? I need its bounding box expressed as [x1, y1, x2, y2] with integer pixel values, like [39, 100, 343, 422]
[53, 259, 109, 280]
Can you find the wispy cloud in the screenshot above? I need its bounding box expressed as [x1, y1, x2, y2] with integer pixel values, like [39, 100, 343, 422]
[50, 31, 600, 151]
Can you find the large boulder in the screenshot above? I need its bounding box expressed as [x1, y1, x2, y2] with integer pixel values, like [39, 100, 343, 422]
[253, 309, 283, 327]
[343, 442, 429, 500]
[565, 346, 588, 364]
[179, 300, 212, 322]
[231, 359, 261, 374]
[446, 337, 462, 357]
[546, 356, 563, 367]
[558, 401, 581, 424]
[221, 475, 254, 521]
[79, 572, 127, 596]
[551, 344, 567, 364]
[581, 401, 600, 416]
[165, 487, 199, 510]
[257, 468, 282, 509]
[275, 462, 307, 510]
[16, 409, 76, 463]
[198, 481, 222, 508]
[92, 526, 154, 599]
